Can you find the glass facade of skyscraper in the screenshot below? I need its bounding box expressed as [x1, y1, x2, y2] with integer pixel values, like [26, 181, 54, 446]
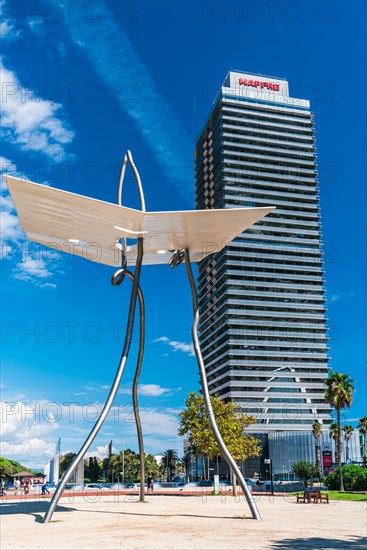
[195, 71, 332, 462]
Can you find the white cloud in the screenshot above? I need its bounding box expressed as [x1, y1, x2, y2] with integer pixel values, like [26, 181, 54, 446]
[119, 383, 177, 397]
[0, 1, 20, 41]
[1, 60, 74, 161]
[1, 157, 63, 285]
[168, 340, 195, 356]
[85, 444, 112, 460]
[138, 384, 172, 397]
[154, 335, 194, 356]
[330, 293, 356, 303]
[0, 19, 13, 39]
[139, 408, 179, 438]
[0, 397, 182, 466]
[27, 19, 45, 36]
[65, 3, 193, 202]
[0, 156, 22, 258]
[13, 257, 53, 281]
[0, 438, 56, 460]
[0, 401, 58, 463]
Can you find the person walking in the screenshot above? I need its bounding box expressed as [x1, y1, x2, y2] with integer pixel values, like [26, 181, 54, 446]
[147, 473, 154, 493]
[14, 479, 20, 495]
[24, 479, 30, 495]
[0, 479, 6, 496]
[41, 482, 50, 496]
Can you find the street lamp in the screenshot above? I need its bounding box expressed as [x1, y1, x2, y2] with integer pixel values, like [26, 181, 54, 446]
[264, 459, 273, 496]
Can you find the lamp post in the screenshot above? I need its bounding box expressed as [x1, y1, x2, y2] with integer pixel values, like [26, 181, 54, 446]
[264, 459, 273, 496]
[122, 444, 125, 484]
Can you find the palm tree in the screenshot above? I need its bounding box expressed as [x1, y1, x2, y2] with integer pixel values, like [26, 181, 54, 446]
[180, 452, 192, 483]
[160, 450, 178, 482]
[357, 416, 367, 465]
[324, 372, 355, 491]
[329, 421, 339, 453]
[312, 419, 323, 479]
[343, 424, 354, 462]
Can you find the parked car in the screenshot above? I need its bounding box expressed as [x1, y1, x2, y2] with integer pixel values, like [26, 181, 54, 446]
[124, 483, 147, 490]
[197, 480, 214, 487]
[84, 484, 104, 490]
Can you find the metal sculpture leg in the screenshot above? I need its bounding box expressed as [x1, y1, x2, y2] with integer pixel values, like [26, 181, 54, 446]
[113, 267, 145, 503]
[184, 249, 261, 520]
[43, 239, 144, 523]
[117, 150, 146, 503]
[131, 278, 145, 503]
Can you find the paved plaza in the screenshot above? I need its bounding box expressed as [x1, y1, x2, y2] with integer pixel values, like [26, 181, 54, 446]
[1, 494, 366, 549]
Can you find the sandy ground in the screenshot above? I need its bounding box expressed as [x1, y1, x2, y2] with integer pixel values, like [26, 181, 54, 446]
[1, 494, 366, 549]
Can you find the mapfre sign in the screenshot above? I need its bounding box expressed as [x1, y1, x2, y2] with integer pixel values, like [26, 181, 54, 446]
[239, 78, 280, 91]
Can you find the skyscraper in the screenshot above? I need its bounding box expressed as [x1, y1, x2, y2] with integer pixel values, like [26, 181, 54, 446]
[195, 71, 332, 475]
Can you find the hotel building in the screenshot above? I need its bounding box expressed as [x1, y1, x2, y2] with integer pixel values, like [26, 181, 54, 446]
[195, 71, 334, 476]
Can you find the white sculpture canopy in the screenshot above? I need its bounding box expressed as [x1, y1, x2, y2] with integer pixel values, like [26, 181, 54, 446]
[5, 175, 274, 266]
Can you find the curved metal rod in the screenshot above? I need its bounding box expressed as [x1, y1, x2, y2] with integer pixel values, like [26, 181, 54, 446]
[116, 150, 146, 503]
[117, 150, 146, 211]
[112, 263, 145, 502]
[43, 239, 144, 523]
[183, 249, 261, 520]
[131, 268, 145, 503]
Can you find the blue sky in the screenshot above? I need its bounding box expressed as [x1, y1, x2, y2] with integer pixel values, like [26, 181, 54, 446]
[1, 0, 366, 468]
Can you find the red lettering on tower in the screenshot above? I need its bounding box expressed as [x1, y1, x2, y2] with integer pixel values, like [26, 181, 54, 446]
[238, 78, 281, 91]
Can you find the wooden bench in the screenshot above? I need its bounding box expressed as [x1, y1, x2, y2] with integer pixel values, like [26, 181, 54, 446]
[296, 490, 329, 504]
[296, 492, 308, 503]
[319, 492, 329, 504]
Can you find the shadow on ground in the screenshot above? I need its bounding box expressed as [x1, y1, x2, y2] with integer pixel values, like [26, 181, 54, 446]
[0, 501, 75, 523]
[269, 536, 367, 549]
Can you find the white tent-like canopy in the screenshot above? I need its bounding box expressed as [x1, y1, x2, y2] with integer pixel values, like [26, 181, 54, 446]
[5, 175, 274, 266]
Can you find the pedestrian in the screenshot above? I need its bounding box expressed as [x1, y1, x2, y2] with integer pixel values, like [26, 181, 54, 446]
[147, 473, 153, 493]
[14, 479, 20, 495]
[41, 482, 50, 496]
[0, 479, 6, 497]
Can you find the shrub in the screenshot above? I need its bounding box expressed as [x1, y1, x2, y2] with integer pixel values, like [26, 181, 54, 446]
[325, 465, 367, 491]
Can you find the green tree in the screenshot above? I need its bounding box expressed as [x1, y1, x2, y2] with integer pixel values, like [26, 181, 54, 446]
[0, 457, 16, 479]
[357, 416, 367, 465]
[160, 450, 178, 482]
[179, 451, 192, 483]
[101, 456, 111, 482]
[0, 457, 32, 480]
[324, 372, 355, 491]
[329, 423, 338, 441]
[84, 457, 102, 482]
[343, 424, 355, 462]
[179, 392, 260, 495]
[312, 419, 323, 478]
[329, 422, 340, 464]
[291, 460, 317, 482]
[325, 464, 367, 491]
[109, 450, 159, 483]
[60, 452, 76, 477]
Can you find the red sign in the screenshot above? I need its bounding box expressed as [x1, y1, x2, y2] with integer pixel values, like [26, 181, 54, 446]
[322, 451, 333, 468]
[239, 78, 280, 91]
